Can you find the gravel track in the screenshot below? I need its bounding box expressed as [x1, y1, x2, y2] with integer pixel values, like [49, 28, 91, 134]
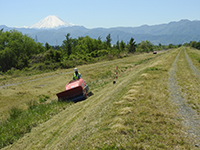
[168, 48, 200, 145]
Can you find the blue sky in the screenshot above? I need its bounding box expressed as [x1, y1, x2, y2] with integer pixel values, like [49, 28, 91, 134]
[1, 0, 199, 28]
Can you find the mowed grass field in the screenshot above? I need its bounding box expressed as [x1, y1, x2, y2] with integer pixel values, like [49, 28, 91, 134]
[1, 47, 200, 149]
[0, 52, 159, 119]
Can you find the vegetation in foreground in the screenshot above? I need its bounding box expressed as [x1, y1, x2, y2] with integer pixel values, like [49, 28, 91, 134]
[0, 99, 72, 149]
[2, 48, 199, 149]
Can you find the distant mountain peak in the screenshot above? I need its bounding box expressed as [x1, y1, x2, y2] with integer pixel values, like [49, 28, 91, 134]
[30, 15, 74, 29]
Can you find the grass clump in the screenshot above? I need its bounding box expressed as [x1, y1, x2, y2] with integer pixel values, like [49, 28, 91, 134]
[0, 100, 71, 149]
[9, 107, 23, 120]
[39, 94, 50, 103]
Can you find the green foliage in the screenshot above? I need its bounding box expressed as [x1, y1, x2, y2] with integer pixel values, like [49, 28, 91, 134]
[106, 34, 112, 48]
[89, 50, 109, 58]
[45, 42, 51, 50]
[137, 40, 153, 53]
[0, 30, 45, 72]
[116, 40, 119, 50]
[62, 33, 73, 56]
[168, 43, 175, 49]
[0, 30, 178, 74]
[189, 41, 200, 50]
[119, 40, 125, 52]
[128, 37, 136, 53]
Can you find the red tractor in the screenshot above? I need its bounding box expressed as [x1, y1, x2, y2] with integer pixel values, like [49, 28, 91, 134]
[56, 78, 91, 102]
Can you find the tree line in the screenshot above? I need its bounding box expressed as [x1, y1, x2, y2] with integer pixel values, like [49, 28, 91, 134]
[184, 41, 200, 50]
[0, 29, 188, 74]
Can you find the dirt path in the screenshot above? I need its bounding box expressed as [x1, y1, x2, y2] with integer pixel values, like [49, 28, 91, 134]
[168, 47, 200, 146]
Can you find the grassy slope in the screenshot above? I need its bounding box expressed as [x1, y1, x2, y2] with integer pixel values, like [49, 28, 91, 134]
[2, 49, 197, 149]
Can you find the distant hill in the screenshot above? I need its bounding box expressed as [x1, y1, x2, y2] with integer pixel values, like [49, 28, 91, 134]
[1, 19, 200, 45]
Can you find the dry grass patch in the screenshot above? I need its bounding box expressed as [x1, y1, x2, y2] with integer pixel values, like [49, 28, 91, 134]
[111, 123, 131, 135]
[113, 100, 127, 105]
[127, 89, 138, 94]
[112, 117, 125, 124]
[118, 107, 133, 115]
[140, 73, 151, 79]
[122, 95, 137, 102]
[133, 81, 144, 86]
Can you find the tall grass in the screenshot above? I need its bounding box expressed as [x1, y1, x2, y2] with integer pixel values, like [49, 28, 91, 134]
[0, 100, 72, 149]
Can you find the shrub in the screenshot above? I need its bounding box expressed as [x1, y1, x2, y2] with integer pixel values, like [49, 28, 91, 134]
[6, 68, 16, 75]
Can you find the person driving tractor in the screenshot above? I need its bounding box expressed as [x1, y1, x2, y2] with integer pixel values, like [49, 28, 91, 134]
[73, 68, 82, 80]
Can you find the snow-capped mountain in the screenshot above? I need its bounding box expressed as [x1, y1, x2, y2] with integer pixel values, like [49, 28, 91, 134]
[30, 15, 74, 29]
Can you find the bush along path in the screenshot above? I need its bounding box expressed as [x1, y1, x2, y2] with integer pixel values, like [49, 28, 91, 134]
[168, 47, 200, 147]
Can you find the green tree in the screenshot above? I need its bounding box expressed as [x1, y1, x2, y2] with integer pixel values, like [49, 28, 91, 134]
[190, 41, 197, 48]
[119, 40, 125, 52]
[116, 40, 119, 50]
[128, 37, 136, 53]
[137, 40, 153, 53]
[62, 33, 72, 56]
[106, 34, 112, 48]
[168, 44, 173, 49]
[0, 30, 45, 72]
[45, 42, 51, 50]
